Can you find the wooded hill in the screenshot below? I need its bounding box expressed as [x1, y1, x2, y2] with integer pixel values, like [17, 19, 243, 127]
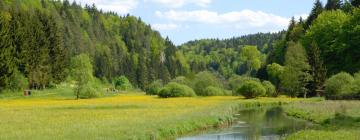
[0, 0, 188, 90]
[179, 0, 360, 97]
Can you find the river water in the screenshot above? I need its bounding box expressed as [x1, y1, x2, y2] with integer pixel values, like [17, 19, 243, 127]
[178, 107, 312, 140]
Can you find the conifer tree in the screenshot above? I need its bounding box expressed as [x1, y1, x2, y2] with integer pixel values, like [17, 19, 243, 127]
[325, 0, 343, 10]
[285, 17, 296, 41]
[305, 0, 324, 29]
[307, 42, 327, 97]
[0, 12, 16, 90]
[351, 0, 360, 7]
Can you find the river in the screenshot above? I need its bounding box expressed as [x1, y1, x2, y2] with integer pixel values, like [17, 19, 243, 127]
[178, 107, 312, 140]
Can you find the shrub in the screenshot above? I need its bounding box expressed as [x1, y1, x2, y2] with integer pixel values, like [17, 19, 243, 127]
[77, 83, 100, 99]
[204, 86, 227, 96]
[146, 80, 163, 95]
[236, 81, 266, 99]
[229, 75, 260, 92]
[171, 76, 191, 86]
[113, 76, 133, 90]
[325, 72, 354, 96]
[262, 81, 276, 97]
[341, 72, 360, 96]
[158, 82, 196, 98]
[193, 71, 223, 96]
[8, 70, 28, 91]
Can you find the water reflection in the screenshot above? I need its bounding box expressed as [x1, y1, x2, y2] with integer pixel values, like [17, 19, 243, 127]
[178, 107, 312, 140]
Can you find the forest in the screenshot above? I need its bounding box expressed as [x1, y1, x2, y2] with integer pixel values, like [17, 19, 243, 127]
[1, 0, 359, 99]
[0, 0, 360, 139]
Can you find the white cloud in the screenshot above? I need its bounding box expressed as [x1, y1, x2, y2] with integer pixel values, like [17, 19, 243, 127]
[145, 0, 212, 8]
[155, 9, 290, 29]
[73, 0, 138, 14]
[294, 13, 309, 21]
[152, 23, 181, 30]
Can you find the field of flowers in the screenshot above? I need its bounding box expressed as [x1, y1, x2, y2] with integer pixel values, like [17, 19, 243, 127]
[0, 91, 242, 140]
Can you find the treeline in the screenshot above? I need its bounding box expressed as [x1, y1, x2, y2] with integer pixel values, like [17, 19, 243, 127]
[0, 0, 188, 91]
[179, 0, 360, 98]
[179, 32, 285, 78]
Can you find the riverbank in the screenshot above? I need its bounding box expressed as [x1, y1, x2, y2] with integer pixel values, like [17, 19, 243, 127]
[3, 87, 358, 140]
[0, 87, 304, 140]
[0, 91, 241, 140]
[284, 99, 360, 140]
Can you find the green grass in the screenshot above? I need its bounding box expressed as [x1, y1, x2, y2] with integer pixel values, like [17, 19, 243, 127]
[284, 99, 360, 140]
[2, 86, 359, 140]
[0, 87, 241, 140]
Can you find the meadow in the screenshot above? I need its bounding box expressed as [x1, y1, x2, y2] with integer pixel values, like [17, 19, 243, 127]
[284, 100, 360, 140]
[0, 87, 241, 140]
[1, 85, 360, 140]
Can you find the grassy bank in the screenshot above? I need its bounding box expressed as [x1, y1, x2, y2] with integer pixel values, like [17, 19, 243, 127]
[0, 86, 305, 140]
[0, 89, 241, 140]
[284, 99, 360, 140]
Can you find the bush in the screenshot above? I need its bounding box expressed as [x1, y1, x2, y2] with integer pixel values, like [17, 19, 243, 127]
[77, 83, 100, 99]
[193, 71, 223, 96]
[113, 76, 133, 90]
[171, 76, 191, 86]
[8, 70, 28, 91]
[146, 80, 163, 95]
[341, 72, 360, 96]
[236, 81, 266, 99]
[325, 72, 354, 96]
[262, 81, 276, 97]
[229, 75, 260, 92]
[158, 82, 196, 98]
[204, 86, 227, 96]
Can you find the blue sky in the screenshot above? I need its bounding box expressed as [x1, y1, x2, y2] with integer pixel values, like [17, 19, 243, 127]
[73, 0, 325, 45]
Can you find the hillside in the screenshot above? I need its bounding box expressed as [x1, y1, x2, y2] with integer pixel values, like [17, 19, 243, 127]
[0, 0, 187, 90]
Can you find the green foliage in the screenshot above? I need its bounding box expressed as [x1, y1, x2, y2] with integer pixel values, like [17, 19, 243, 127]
[179, 32, 284, 77]
[267, 63, 284, 83]
[0, 1, 187, 91]
[77, 83, 100, 99]
[70, 54, 97, 99]
[236, 81, 266, 99]
[158, 82, 196, 98]
[229, 75, 260, 93]
[325, 72, 354, 96]
[281, 42, 312, 97]
[240, 45, 262, 75]
[171, 76, 191, 87]
[193, 71, 223, 96]
[262, 81, 276, 97]
[305, 10, 350, 75]
[204, 86, 229, 96]
[146, 80, 163, 95]
[113, 76, 133, 91]
[325, 0, 343, 10]
[305, 0, 324, 29]
[7, 70, 29, 91]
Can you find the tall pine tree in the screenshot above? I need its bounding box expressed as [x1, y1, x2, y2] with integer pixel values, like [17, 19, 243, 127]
[307, 42, 327, 97]
[325, 0, 343, 10]
[305, 0, 324, 29]
[0, 12, 16, 90]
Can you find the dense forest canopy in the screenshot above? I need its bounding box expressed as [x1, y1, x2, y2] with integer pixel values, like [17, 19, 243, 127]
[0, 0, 359, 99]
[0, 0, 188, 91]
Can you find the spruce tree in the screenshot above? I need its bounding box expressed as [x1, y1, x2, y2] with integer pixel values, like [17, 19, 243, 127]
[305, 0, 324, 29]
[307, 42, 327, 97]
[325, 0, 343, 10]
[0, 12, 16, 90]
[285, 17, 296, 41]
[351, 0, 360, 7]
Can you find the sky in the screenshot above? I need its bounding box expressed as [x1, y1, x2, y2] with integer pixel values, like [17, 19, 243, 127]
[72, 0, 325, 45]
